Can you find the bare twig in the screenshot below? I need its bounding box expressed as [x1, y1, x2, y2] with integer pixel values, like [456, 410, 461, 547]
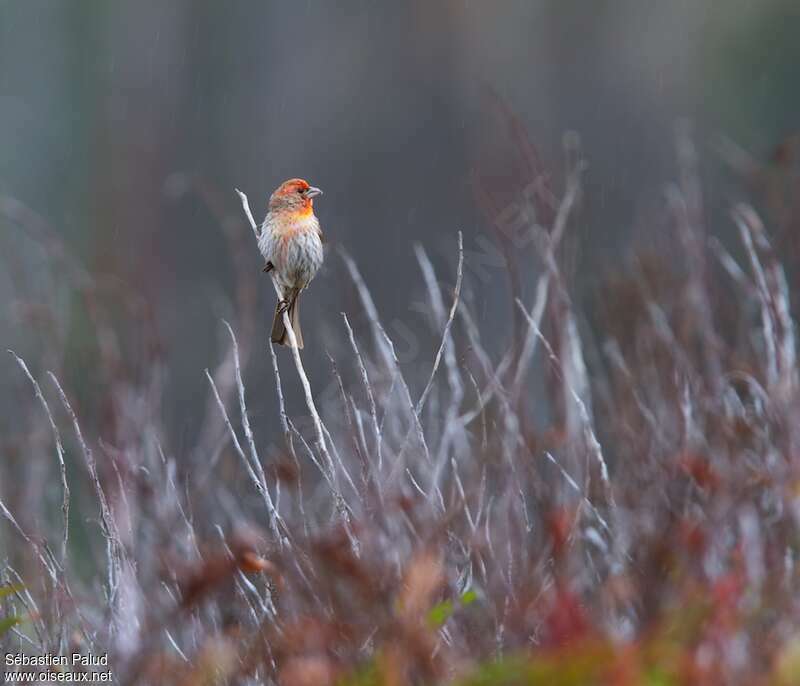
[48, 371, 122, 606]
[732, 204, 778, 389]
[342, 313, 383, 471]
[512, 157, 584, 395]
[204, 366, 280, 539]
[415, 232, 464, 416]
[235, 188, 261, 241]
[8, 351, 70, 564]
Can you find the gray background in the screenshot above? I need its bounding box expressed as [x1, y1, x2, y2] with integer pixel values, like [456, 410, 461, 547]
[2, 0, 798, 443]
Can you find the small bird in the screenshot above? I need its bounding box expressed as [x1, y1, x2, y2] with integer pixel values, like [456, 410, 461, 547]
[258, 178, 324, 349]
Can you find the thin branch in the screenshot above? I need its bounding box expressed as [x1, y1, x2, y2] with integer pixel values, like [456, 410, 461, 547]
[339, 250, 396, 371]
[204, 367, 280, 539]
[515, 301, 614, 501]
[732, 204, 778, 389]
[235, 188, 261, 241]
[8, 351, 70, 564]
[48, 371, 122, 606]
[279, 302, 337, 486]
[223, 324, 270, 485]
[415, 232, 464, 416]
[268, 340, 306, 521]
[342, 313, 383, 471]
[268, 341, 298, 465]
[512, 159, 584, 395]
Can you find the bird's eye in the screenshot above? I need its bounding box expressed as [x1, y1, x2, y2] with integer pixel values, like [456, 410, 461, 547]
[297, 188, 305, 194]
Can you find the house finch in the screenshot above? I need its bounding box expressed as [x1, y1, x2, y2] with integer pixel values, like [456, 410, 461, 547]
[258, 178, 324, 349]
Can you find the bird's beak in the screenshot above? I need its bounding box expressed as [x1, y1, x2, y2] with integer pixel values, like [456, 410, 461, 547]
[305, 186, 323, 199]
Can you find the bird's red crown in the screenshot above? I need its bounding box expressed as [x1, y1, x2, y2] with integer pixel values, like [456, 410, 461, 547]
[269, 178, 322, 216]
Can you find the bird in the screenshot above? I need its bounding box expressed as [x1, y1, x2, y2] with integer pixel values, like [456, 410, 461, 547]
[258, 178, 324, 349]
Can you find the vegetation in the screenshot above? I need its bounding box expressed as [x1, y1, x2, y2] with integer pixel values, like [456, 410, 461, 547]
[3, 127, 800, 685]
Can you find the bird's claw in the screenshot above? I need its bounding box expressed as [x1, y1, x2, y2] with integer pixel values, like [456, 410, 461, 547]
[277, 299, 290, 315]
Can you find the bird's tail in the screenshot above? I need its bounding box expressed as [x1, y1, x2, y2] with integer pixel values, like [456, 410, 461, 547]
[271, 292, 303, 349]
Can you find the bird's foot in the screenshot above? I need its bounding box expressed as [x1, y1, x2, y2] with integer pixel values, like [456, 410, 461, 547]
[276, 299, 290, 315]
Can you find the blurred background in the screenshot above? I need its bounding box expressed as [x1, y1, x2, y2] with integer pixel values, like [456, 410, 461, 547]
[4, 5, 800, 681]
[2, 0, 799, 458]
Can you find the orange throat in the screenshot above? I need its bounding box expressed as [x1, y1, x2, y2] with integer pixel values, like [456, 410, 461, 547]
[272, 205, 316, 237]
[289, 202, 313, 218]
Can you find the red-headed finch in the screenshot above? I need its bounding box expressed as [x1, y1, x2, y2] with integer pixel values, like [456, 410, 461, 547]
[259, 178, 324, 349]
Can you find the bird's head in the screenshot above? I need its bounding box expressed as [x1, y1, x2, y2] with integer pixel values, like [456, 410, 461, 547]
[268, 178, 323, 216]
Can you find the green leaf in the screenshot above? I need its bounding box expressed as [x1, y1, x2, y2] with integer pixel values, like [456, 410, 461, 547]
[774, 636, 800, 686]
[0, 615, 21, 636]
[427, 599, 454, 627]
[0, 584, 23, 599]
[645, 667, 677, 686]
[461, 589, 478, 606]
[337, 659, 380, 686]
